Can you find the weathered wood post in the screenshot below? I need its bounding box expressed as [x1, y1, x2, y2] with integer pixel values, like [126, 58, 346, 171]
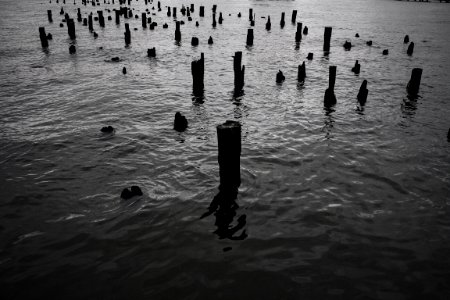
[406, 68, 422, 96]
[158, 1, 161, 11]
[147, 47, 156, 57]
[351, 60, 360, 74]
[191, 53, 205, 96]
[249, 8, 253, 21]
[280, 12, 285, 28]
[48, 10, 53, 22]
[404, 35, 409, 44]
[407, 42, 414, 56]
[212, 13, 217, 27]
[124, 23, 131, 44]
[295, 22, 302, 42]
[217, 120, 242, 193]
[212, 5, 217, 13]
[88, 14, 93, 31]
[115, 10, 120, 24]
[200, 6, 204, 17]
[265, 16, 271, 30]
[142, 13, 146, 27]
[298, 61, 306, 83]
[234, 51, 245, 92]
[303, 26, 308, 35]
[191, 36, 199, 46]
[98, 11, 105, 27]
[324, 66, 337, 107]
[357, 80, 368, 105]
[291, 10, 297, 24]
[324, 27, 332, 52]
[173, 7, 177, 18]
[167, 6, 171, 17]
[219, 12, 223, 24]
[175, 21, 181, 41]
[39, 27, 49, 48]
[77, 8, 82, 22]
[67, 19, 76, 39]
[246, 28, 253, 46]
[190, 3, 194, 12]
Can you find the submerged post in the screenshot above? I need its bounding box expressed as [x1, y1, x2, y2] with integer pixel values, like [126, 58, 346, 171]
[48, 10, 53, 22]
[39, 27, 49, 48]
[124, 23, 131, 44]
[357, 80, 368, 106]
[234, 51, 245, 92]
[67, 18, 76, 39]
[295, 22, 302, 42]
[407, 42, 414, 56]
[298, 61, 306, 83]
[249, 8, 253, 21]
[142, 12, 146, 27]
[291, 10, 297, 24]
[407, 68, 422, 96]
[175, 21, 181, 41]
[88, 14, 93, 31]
[217, 121, 241, 193]
[324, 27, 332, 52]
[191, 53, 205, 96]
[115, 10, 120, 24]
[324, 66, 337, 107]
[280, 12, 285, 28]
[200, 6, 204, 17]
[246, 28, 253, 46]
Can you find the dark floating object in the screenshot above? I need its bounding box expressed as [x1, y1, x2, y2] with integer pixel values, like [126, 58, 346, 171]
[382, 49, 389, 55]
[366, 40, 372, 46]
[122, 67, 127, 74]
[111, 57, 120, 62]
[351, 60, 360, 74]
[180, 21, 185, 25]
[47, 33, 52, 40]
[303, 26, 308, 35]
[324, 66, 337, 107]
[238, 12, 241, 18]
[406, 68, 423, 97]
[208, 36, 213, 44]
[355, 33, 360, 38]
[276, 70, 285, 83]
[69, 45, 76, 54]
[343, 40, 352, 50]
[298, 61, 306, 83]
[191, 36, 199, 46]
[60, 23, 64, 27]
[188, 16, 192, 21]
[307, 52, 313, 60]
[121, 186, 143, 200]
[357, 80, 368, 106]
[404, 35, 409, 44]
[100, 126, 114, 133]
[407, 42, 414, 56]
[163, 23, 168, 28]
[174, 112, 188, 132]
[147, 47, 156, 57]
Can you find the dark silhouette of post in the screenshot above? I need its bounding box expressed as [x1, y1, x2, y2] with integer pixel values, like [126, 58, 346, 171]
[246, 28, 253, 46]
[217, 121, 241, 193]
[39, 27, 49, 48]
[357, 80, 368, 106]
[77, 8, 82, 22]
[175, 21, 181, 41]
[219, 12, 223, 24]
[324, 66, 337, 107]
[67, 19, 76, 39]
[167, 6, 171, 17]
[98, 11, 105, 27]
[142, 13, 146, 27]
[48, 10, 53, 22]
[115, 10, 120, 24]
[249, 8, 253, 21]
[280, 12, 285, 28]
[234, 51, 245, 92]
[324, 27, 332, 52]
[404, 35, 409, 44]
[191, 53, 204, 96]
[291, 10, 297, 24]
[147, 47, 155, 57]
[212, 13, 217, 27]
[265, 16, 271, 30]
[124, 23, 131, 44]
[191, 36, 199, 46]
[295, 22, 302, 42]
[298, 61, 306, 83]
[407, 42, 414, 56]
[407, 68, 422, 96]
[200, 6, 204, 17]
[351, 60, 360, 74]
[173, 7, 177, 18]
[88, 14, 93, 31]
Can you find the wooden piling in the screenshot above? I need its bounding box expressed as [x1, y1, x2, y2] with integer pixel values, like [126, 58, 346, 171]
[175, 21, 181, 41]
[246, 28, 253, 46]
[147, 47, 156, 57]
[67, 19, 76, 39]
[88, 14, 93, 31]
[39, 27, 49, 48]
[357, 80, 368, 106]
[324, 66, 337, 106]
[234, 51, 245, 92]
[219, 12, 223, 24]
[249, 8, 253, 21]
[124, 23, 131, 44]
[291, 10, 297, 24]
[191, 53, 205, 96]
[142, 12, 146, 27]
[115, 10, 120, 24]
[303, 26, 308, 35]
[173, 7, 177, 18]
[324, 27, 332, 52]
[280, 12, 285, 28]
[406, 68, 422, 96]
[265, 16, 271, 30]
[212, 13, 217, 27]
[407, 42, 414, 56]
[295, 22, 302, 42]
[404, 35, 409, 44]
[167, 6, 171, 17]
[69, 45, 76, 54]
[298, 61, 306, 83]
[48, 10, 53, 22]
[200, 6, 204, 17]
[351, 60, 360, 74]
[98, 11, 105, 27]
[217, 120, 242, 192]
[77, 8, 82, 22]
[191, 36, 199, 46]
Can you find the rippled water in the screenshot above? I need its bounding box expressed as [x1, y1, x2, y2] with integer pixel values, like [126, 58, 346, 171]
[1, 0, 450, 299]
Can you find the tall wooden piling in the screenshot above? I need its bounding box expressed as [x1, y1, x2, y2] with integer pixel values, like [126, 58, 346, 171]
[175, 21, 181, 41]
[48, 10, 53, 22]
[246, 28, 253, 46]
[324, 27, 332, 52]
[291, 10, 297, 24]
[190, 3, 194, 12]
[407, 68, 422, 96]
[39, 27, 49, 48]
[295, 22, 302, 42]
[324, 66, 337, 106]
[212, 13, 217, 27]
[98, 11, 105, 27]
[200, 6, 204, 17]
[217, 120, 242, 193]
[280, 12, 285, 28]
[77, 8, 82, 22]
[219, 12, 223, 24]
[191, 53, 205, 96]
[234, 51, 245, 92]
[265, 16, 271, 30]
[173, 7, 177, 18]
[167, 6, 171, 17]
[357, 80, 368, 105]
[88, 14, 93, 31]
[407, 42, 414, 56]
[249, 8, 253, 21]
[124, 23, 131, 44]
[142, 12, 146, 27]
[115, 10, 120, 24]
[298, 61, 306, 83]
[67, 19, 76, 39]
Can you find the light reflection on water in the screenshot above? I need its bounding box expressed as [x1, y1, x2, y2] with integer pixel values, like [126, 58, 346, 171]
[0, 0, 450, 298]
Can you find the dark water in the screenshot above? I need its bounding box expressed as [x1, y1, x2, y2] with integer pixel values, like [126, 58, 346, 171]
[1, 0, 450, 299]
